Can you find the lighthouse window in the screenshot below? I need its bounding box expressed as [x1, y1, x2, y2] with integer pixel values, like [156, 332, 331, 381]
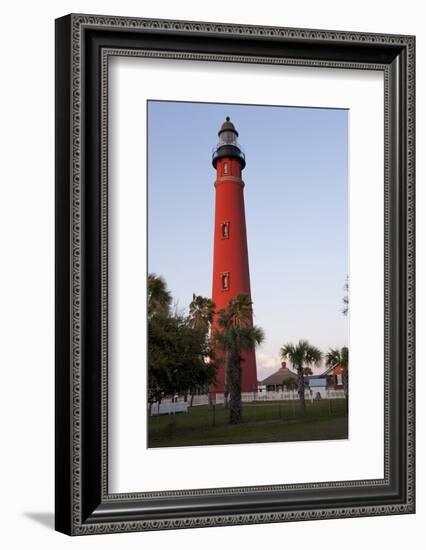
[221, 272, 230, 291]
[221, 221, 230, 239]
[223, 162, 228, 175]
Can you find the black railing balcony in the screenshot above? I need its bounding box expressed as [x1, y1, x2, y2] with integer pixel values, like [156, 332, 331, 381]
[212, 142, 246, 168]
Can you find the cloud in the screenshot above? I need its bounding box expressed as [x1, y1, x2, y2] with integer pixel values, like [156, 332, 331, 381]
[255, 352, 281, 381]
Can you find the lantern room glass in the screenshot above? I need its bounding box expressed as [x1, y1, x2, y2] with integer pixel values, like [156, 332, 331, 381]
[219, 130, 238, 146]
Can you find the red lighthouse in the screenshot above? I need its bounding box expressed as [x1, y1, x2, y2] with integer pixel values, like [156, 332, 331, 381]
[210, 117, 257, 396]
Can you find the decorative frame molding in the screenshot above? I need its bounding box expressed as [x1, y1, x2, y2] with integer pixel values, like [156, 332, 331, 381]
[55, 14, 415, 535]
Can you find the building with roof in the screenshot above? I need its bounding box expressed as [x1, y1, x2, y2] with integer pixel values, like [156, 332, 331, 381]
[313, 365, 344, 390]
[259, 362, 298, 392]
[259, 361, 345, 399]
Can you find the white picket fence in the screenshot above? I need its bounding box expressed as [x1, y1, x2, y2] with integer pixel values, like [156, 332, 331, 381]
[163, 389, 346, 407]
[150, 401, 189, 416]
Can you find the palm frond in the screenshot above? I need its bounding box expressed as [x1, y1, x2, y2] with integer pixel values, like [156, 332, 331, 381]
[280, 339, 322, 369]
[326, 346, 349, 369]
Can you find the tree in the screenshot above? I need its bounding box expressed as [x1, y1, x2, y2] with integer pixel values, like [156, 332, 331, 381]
[148, 311, 217, 408]
[280, 340, 322, 415]
[326, 346, 349, 411]
[148, 273, 172, 318]
[303, 367, 313, 376]
[216, 292, 254, 408]
[188, 294, 215, 333]
[214, 294, 264, 424]
[147, 277, 217, 412]
[223, 292, 254, 328]
[188, 294, 216, 404]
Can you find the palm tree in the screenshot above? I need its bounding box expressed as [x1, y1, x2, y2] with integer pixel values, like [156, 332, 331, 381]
[187, 294, 216, 405]
[216, 325, 264, 424]
[147, 273, 172, 318]
[280, 340, 322, 415]
[215, 294, 264, 424]
[224, 293, 254, 328]
[217, 292, 255, 408]
[188, 294, 215, 333]
[326, 346, 349, 411]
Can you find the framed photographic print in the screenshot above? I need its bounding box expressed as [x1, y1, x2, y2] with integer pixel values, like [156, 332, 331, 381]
[55, 14, 415, 535]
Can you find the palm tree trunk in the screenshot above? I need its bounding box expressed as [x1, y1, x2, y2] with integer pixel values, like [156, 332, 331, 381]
[224, 350, 229, 408]
[228, 354, 242, 424]
[297, 366, 306, 415]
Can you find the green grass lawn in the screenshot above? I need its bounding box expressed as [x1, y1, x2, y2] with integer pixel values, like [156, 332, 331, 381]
[148, 399, 348, 448]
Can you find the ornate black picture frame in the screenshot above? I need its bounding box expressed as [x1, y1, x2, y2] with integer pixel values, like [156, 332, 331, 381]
[55, 14, 415, 535]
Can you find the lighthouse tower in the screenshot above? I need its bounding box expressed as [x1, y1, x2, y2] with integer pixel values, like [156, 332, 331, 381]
[211, 117, 257, 396]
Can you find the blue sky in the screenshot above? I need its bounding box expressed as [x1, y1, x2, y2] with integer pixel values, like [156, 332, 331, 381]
[148, 100, 348, 379]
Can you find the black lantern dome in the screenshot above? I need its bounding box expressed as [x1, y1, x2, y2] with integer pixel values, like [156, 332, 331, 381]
[212, 117, 246, 169]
